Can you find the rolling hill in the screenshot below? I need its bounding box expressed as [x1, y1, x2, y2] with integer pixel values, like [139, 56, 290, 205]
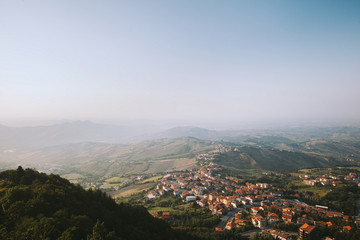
[1, 122, 360, 179]
[1, 138, 215, 179]
[213, 145, 344, 171]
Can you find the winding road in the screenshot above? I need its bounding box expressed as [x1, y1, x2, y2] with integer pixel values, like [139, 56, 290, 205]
[216, 208, 241, 229]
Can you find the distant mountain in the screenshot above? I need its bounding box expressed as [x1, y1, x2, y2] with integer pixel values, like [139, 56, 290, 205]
[1, 122, 360, 177]
[0, 167, 182, 240]
[0, 121, 145, 149]
[156, 126, 217, 139]
[0, 122, 234, 150]
[155, 126, 245, 140]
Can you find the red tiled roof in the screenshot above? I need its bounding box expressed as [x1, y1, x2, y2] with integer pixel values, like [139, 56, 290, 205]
[300, 223, 315, 233]
[343, 226, 351, 231]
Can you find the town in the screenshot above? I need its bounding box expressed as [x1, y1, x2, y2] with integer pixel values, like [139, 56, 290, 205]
[143, 152, 360, 240]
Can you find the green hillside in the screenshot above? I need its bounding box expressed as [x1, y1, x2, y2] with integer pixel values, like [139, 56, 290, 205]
[214, 128, 360, 171]
[8, 137, 215, 179]
[117, 137, 214, 161]
[0, 167, 181, 240]
[214, 146, 344, 171]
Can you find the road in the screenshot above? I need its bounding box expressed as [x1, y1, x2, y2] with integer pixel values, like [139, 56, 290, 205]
[241, 228, 262, 238]
[216, 208, 241, 229]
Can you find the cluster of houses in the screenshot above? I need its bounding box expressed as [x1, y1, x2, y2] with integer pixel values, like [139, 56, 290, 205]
[150, 211, 171, 220]
[299, 171, 360, 187]
[146, 157, 359, 239]
[216, 144, 240, 153]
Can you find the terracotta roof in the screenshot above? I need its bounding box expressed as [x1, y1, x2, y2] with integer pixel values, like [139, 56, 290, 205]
[300, 223, 315, 233]
[162, 212, 171, 216]
[343, 226, 351, 231]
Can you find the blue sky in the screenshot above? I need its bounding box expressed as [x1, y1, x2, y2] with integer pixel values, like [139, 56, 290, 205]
[1, 0, 359, 126]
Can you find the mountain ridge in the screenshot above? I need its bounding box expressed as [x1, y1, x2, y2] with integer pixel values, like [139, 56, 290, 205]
[1, 122, 360, 178]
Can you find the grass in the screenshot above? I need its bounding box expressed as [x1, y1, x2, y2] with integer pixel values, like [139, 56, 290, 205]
[147, 203, 194, 214]
[290, 180, 331, 197]
[112, 182, 156, 198]
[298, 169, 312, 173]
[139, 175, 163, 184]
[145, 158, 198, 173]
[105, 176, 125, 183]
[220, 168, 273, 180]
[103, 183, 121, 189]
[62, 173, 85, 180]
[147, 207, 174, 213]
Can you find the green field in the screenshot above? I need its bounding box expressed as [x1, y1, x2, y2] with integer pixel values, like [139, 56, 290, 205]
[111, 182, 156, 198]
[105, 176, 126, 183]
[139, 175, 163, 184]
[288, 180, 331, 197]
[147, 202, 196, 214]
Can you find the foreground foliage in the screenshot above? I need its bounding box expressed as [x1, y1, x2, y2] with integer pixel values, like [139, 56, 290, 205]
[0, 167, 179, 240]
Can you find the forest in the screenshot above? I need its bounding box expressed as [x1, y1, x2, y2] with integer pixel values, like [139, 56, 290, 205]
[0, 167, 179, 240]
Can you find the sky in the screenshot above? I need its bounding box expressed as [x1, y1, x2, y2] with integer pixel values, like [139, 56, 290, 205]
[1, 0, 360, 127]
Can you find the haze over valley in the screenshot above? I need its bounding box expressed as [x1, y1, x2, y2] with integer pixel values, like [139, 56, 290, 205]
[1, 0, 360, 239]
[1, 121, 359, 184]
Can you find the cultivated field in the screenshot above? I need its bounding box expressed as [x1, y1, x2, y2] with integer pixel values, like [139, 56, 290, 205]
[110, 182, 156, 198]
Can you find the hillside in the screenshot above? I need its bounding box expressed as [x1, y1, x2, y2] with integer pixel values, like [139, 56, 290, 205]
[156, 126, 219, 139]
[0, 167, 181, 240]
[3, 138, 215, 179]
[213, 146, 343, 171]
[214, 127, 360, 171]
[1, 124, 360, 178]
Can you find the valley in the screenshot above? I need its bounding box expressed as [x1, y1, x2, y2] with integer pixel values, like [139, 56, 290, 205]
[1, 123, 360, 239]
[1, 122, 360, 185]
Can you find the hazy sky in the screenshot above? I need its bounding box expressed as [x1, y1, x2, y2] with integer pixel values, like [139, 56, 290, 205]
[1, 0, 360, 126]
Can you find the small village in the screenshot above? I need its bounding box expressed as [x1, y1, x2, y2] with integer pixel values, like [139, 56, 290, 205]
[145, 152, 360, 240]
[299, 172, 360, 187]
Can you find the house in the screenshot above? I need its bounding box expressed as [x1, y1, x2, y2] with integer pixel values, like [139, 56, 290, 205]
[282, 214, 292, 223]
[268, 213, 279, 225]
[181, 191, 190, 198]
[162, 212, 171, 218]
[256, 183, 270, 189]
[343, 226, 351, 232]
[197, 199, 207, 207]
[271, 230, 291, 240]
[252, 216, 266, 228]
[251, 207, 261, 215]
[173, 189, 182, 196]
[146, 190, 159, 199]
[186, 195, 196, 202]
[327, 222, 334, 228]
[225, 221, 236, 230]
[234, 219, 247, 226]
[298, 223, 315, 240]
[151, 212, 159, 218]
